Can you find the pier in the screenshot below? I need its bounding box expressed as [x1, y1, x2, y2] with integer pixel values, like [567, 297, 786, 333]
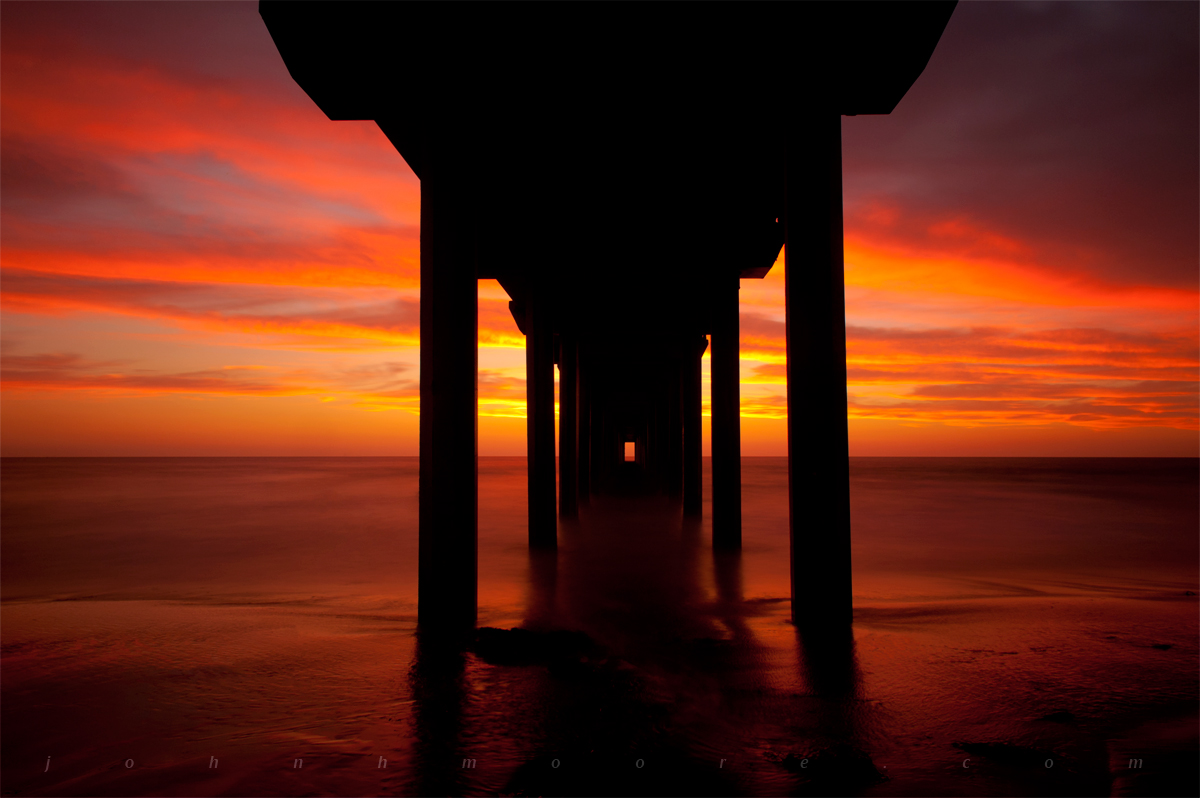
[262, 1, 956, 632]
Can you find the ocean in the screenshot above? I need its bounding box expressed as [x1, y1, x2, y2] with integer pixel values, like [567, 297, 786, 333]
[2, 457, 1196, 796]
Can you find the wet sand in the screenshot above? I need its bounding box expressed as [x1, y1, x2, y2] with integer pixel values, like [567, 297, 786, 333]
[2, 457, 1197, 796]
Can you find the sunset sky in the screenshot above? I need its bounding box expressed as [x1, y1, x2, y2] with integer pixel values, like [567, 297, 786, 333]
[2, 1, 1196, 456]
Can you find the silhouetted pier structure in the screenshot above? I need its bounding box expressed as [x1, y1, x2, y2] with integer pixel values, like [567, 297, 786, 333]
[263, 2, 955, 632]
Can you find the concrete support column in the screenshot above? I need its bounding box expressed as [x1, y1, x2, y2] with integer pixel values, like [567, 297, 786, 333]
[683, 336, 706, 516]
[711, 275, 742, 548]
[590, 384, 605, 489]
[526, 291, 557, 547]
[417, 170, 477, 631]
[648, 396, 659, 476]
[785, 112, 852, 627]
[559, 332, 578, 519]
[576, 345, 590, 505]
[666, 359, 683, 498]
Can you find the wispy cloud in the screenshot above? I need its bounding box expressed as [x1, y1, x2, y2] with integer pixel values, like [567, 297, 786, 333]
[1, 2, 1195, 453]
[1, 348, 420, 405]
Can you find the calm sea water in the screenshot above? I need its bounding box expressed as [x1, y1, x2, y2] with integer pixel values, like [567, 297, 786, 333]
[2, 457, 1196, 796]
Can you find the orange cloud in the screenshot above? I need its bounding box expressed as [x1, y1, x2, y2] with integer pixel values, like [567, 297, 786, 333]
[735, 226, 1198, 435]
[1, 269, 422, 350]
[844, 234, 1197, 313]
[1, 350, 420, 404]
[2, 6, 1195, 455]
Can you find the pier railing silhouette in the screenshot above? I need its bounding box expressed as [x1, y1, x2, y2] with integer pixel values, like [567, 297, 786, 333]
[262, 1, 956, 632]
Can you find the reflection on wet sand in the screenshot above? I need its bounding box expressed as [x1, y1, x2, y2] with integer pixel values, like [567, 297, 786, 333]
[3, 457, 1196, 796]
[408, 642, 471, 797]
[408, 475, 872, 797]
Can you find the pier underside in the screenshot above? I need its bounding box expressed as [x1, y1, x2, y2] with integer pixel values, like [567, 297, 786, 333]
[261, 0, 956, 632]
